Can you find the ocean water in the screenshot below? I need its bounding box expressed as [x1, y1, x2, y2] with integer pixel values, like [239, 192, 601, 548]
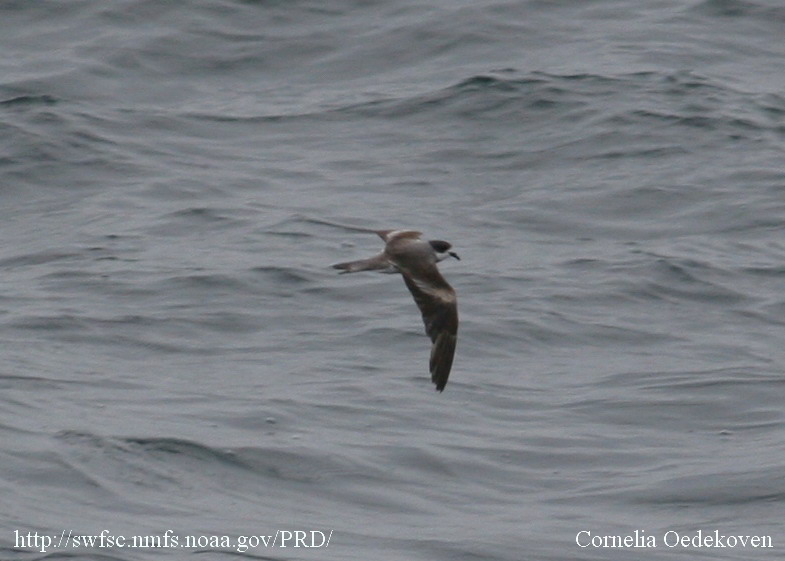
[2, 0, 785, 559]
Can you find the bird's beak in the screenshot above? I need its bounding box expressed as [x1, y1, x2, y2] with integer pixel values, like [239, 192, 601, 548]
[448, 251, 460, 260]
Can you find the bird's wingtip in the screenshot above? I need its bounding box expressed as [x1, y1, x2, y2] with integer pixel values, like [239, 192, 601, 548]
[432, 369, 449, 392]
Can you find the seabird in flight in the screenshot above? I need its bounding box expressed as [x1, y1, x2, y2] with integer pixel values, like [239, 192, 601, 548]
[332, 229, 459, 392]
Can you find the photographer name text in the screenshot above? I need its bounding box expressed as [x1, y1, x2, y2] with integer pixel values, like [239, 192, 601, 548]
[577, 529, 772, 549]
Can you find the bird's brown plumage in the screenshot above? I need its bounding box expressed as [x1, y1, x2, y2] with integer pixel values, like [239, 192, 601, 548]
[332, 229, 459, 392]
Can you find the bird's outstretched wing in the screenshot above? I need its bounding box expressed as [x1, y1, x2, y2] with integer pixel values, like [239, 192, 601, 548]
[400, 269, 458, 392]
[332, 252, 393, 274]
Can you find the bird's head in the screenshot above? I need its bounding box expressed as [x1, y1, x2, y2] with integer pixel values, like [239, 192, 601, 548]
[429, 240, 460, 261]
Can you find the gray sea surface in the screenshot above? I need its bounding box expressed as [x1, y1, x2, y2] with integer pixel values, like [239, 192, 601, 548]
[3, 0, 785, 559]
